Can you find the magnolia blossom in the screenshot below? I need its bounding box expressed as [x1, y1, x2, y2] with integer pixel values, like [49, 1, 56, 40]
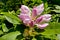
[18, 3, 51, 29]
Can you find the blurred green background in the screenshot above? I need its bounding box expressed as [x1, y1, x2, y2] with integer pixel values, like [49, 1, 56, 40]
[0, 0, 60, 11]
[0, 0, 60, 40]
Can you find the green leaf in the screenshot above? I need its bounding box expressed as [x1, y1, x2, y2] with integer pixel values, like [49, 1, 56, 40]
[40, 29, 57, 39]
[4, 13, 21, 24]
[8, 11, 15, 14]
[46, 22, 60, 34]
[52, 5, 60, 13]
[57, 34, 60, 40]
[0, 15, 4, 19]
[40, 22, 60, 39]
[0, 25, 1, 28]
[0, 31, 21, 40]
[32, 38, 37, 40]
[46, 22, 60, 30]
[37, 0, 42, 4]
[44, 7, 51, 14]
[44, 2, 48, 9]
[2, 23, 9, 32]
[0, 30, 3, 35]
[0, 38, 4, 40]
[55, 5, 60, 10]
[52, 10, 60, 13]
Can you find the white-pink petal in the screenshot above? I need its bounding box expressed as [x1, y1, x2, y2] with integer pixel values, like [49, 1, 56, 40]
[36, 23, 49, 29]
[21, 5, 31, 15]
[36, 3, 44, 15]
[18, 14, 31, 21]
[23, 19, 31, 25]
[41, 14, 51, 22]
[43, 18, 51, 22]
[42, 14, 51, 18]
[32, 3, 44, 18]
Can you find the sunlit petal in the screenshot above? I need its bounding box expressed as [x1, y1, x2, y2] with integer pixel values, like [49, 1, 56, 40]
[23, 19, 31, 25]
[18, 14, 31, 21]
[36, 23, 48, 29]
[36, 3, 44, 15]
[21, 5, 31, 15]
[32, 3, 44, 18]
[41, 14, 51, 22]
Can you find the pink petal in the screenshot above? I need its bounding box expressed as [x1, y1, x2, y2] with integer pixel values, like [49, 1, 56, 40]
[18, 14, 31, 21]
[32, 3, 44, 18]
[36, 23, 49, 29]
[41, 14, 51, 22]
[21, 5, 31, 15]
[36, 3, 44, 15]
[29, 21, 35, 27]
[35, 16, 43, 23]
[23, 20, 35, 27]
[23, 19, 31, 25]
[43, 18, 51, 22]
[42, 14, 51, 18]
[35, 14, 51, 24]
[32, 8, 37, 18]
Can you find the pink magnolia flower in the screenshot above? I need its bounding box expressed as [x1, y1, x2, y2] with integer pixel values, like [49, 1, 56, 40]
[18, 3, 51, 29]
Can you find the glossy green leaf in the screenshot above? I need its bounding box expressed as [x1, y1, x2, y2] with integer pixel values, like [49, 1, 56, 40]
[55, 5, 60, 10]
[40, 22, 60, 39]
[0, 31, 21, 40]
[0, 30, 3, 35]
[4, 13, 21, 24]
[52, 10, 60, 13]
[40, 29, 57, 39]
[57, 34, 60, 40]
[2, 23, 9, 32]
[44, 2, 48, 9]
[32, 38, 37, 40]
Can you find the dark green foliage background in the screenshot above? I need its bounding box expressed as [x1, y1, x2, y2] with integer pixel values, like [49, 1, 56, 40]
[0, 0, 60, 40]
